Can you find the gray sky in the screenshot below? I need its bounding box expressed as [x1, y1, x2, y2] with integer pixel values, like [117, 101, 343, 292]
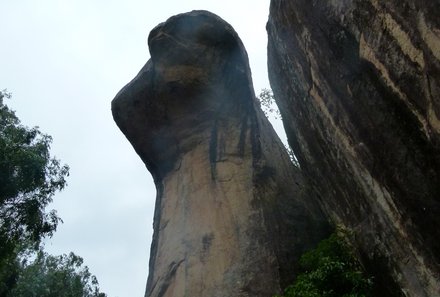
[1, 1, 282, 296]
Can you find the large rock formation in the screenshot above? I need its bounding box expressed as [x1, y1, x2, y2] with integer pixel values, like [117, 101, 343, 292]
[112, 11, 328, 297]
[267, 1, 440, 296]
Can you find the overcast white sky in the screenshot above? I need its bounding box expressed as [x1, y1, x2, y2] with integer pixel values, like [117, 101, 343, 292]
[0, 1, 282, 296]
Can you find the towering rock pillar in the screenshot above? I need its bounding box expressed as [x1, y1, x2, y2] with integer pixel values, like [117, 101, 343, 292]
[112, 11, 328, 297]
[267, 1, 440, 296]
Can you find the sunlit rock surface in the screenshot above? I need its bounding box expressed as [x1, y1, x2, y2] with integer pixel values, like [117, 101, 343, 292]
[112, 10, 329, 297]
[267, 1, 440, 296]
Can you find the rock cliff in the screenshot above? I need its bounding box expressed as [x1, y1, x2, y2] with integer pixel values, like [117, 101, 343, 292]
[267, 1, 440, 296]
[112, 11, 328, 297]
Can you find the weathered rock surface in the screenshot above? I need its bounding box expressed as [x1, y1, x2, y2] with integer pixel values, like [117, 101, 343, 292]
[112, 11, 329, 297]
[267, 1, 440, 296]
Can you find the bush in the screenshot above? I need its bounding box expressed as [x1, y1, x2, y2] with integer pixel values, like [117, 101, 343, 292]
[275, 231, 373, 297]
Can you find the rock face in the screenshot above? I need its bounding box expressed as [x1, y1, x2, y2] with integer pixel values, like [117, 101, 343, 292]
[267, 1, 440, 296]
[112, 11, 328, 297]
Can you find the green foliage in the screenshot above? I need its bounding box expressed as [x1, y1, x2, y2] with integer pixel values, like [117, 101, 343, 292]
[257, 88, 300, 167]
[0, 246, 21, 296]
[0, 90, 69, 257]
[275, 232, 373, 297]
[10, 249, 106, 297]
[0, 91, 106, 296]
[258, 88, 281, 119]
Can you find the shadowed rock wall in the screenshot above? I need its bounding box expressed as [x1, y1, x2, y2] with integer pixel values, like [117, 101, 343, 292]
[112, 11, 328, 297]
[267, 1, 440, 296]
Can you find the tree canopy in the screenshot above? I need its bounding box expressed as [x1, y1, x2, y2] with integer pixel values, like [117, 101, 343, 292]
[0, 90, 106, 297]
[11, 250, 106, 297]
[0, 90, 69, 256]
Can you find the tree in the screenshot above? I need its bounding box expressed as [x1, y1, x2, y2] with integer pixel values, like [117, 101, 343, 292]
[275, 231, 373, 297]
[0, 90, 107, 296]
[0, 90, 69, 295]
[11, 250, 106, 297]
[0, 90, 69, 256]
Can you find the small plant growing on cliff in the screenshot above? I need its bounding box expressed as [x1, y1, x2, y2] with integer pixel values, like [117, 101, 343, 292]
[257, 89, 300, 167]
[274, 230, 373, 297]
[258, 88, 281, 119]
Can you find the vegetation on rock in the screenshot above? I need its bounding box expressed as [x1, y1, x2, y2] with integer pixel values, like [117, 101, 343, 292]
[257, 89, 299, 167]
[258, 88, 281, 119]
[275, 231, 373, 297]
